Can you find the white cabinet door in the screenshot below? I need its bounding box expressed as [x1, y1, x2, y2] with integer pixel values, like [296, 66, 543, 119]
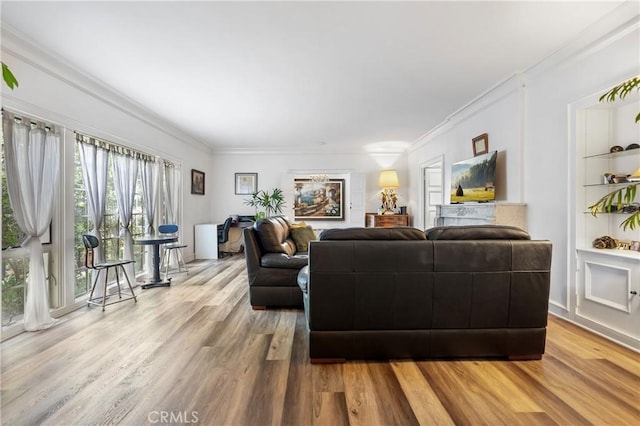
[577, 249, 640, 349]
[194, 224, 219, 259]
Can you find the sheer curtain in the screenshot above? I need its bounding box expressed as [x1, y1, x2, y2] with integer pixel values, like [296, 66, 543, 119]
[77, 135, 110, 299]
[141, 158, 160, 233]
[112, 152, 138, 281]
[162, 162, 181, 268]
[164, 162, 180, 225]
[3, 116, 60, 331]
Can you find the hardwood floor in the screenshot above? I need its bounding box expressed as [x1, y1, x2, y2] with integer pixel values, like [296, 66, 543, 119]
[1, 255, 639, 425]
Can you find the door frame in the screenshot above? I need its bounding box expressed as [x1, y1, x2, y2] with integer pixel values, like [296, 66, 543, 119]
[419, 155, 444, 230]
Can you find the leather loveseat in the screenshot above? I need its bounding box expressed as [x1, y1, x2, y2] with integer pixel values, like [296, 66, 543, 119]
[243, 216, 308, 309]
[297, 225, 552, 362]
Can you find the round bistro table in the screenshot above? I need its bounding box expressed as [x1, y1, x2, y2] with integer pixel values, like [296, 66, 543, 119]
[134, 234, 179, 289]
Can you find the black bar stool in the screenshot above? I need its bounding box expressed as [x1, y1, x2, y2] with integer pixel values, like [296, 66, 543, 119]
[82, 234, 137, 311]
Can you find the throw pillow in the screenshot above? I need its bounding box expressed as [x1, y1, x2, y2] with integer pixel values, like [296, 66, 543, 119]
[289, 221, 307, 229]
[290, 226, 316, 252]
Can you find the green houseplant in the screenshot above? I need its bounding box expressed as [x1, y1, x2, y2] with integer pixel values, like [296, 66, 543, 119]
[244, 188, 286, 218]
[2, 62, 19, 89]
[588, 75, 639, 231]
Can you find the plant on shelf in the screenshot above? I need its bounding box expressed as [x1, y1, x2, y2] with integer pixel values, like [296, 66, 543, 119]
[243, 188, 286, 218]
[588, 75, 639, 231]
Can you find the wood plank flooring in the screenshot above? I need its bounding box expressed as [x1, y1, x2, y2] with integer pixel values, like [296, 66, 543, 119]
[1, 255, 639, 425]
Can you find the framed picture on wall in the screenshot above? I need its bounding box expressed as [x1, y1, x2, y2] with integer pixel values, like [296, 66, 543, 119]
[472, 133, 489, 156]
[235, 173, 258, 195]
[294, 179, 345, 220]
[191, 169, 205, 195]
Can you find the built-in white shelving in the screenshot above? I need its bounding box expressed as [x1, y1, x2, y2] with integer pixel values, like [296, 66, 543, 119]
[573, 93, 640, 350]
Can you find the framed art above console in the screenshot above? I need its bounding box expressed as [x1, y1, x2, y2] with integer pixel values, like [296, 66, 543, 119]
[293, 178, 344, 220]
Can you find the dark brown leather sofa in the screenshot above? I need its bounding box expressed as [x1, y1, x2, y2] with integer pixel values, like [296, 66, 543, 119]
[297, 225, 552, 362]
[243, 216, 307, 309]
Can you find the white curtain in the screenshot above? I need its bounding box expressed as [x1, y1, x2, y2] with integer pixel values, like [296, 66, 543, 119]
[3, 117, 60, 331]
[164, 163, 181, 225]
[112, 153, 138, 281]
[162, 163, 181, 268]
[77, 137, 109, 298]
[141, 158, 160, 233]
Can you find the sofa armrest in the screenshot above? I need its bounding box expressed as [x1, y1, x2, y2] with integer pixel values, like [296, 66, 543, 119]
[261, 253, 308, 269]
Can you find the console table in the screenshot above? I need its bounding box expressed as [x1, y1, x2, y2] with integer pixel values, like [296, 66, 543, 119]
[365, 213, 411, 228]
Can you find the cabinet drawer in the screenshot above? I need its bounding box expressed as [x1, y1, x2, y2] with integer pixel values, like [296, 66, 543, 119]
[365, 213, 410, 227]
[376, 217, 397, 226]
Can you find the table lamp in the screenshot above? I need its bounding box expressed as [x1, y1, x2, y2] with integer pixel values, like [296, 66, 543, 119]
[379, 169, 399, 214]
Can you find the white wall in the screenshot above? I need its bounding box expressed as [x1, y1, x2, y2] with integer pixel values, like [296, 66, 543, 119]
[408, 77, 525, 228]
[525, 17, 639, 312]
[407, 5, 639, 318]
[210, 150, 410, 225]
[1, 29, 215, 262]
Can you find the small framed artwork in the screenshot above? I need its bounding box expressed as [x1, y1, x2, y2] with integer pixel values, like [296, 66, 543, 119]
[191, 169, 205, 195]
[235, 173, 258, 195]
[631, 241, 640, 251]
[472, 133, 489, 157]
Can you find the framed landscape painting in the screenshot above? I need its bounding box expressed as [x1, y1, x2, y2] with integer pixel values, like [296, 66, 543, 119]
[294, 179, 345, 220]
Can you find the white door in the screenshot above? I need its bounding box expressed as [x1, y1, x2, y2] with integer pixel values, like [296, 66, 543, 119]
[349, 172, 366, 227]
[422, 158, 443, 229]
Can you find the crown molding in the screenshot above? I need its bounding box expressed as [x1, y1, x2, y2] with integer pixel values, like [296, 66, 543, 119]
[524, 2, 639, 80]
[1, 24, 213, 155]
[409, 73, 524, 152]
[1, 95, 184, 166]
[212, 145, 382, 156]
[409, 1, 639, 153]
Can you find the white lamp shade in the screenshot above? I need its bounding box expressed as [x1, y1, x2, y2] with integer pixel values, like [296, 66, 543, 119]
[379, 170, 399, 188]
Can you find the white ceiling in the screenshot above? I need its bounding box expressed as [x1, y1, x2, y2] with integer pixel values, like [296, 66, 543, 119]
[0, 1, 625, 152]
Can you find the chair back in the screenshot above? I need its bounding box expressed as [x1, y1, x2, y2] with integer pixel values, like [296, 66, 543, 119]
[218, 217, 233, 243]
[82, 234, 100, 269]
[158, 224, 179, 235]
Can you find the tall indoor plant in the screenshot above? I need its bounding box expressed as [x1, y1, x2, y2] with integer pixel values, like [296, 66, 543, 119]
[588, 76, 639, 231]
[244, 188, 286, 218]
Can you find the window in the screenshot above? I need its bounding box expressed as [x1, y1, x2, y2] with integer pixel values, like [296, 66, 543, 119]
[2, 112, 181, 333]
[1, 120, 53, 326]
[73, 143, 148, 298]
[1, 139, 27, 324]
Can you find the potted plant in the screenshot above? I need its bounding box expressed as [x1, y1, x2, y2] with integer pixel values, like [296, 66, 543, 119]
[244, 188, 286, 218]
[588, 76, 639, 231]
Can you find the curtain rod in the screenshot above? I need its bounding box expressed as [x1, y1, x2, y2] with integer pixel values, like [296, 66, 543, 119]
[2, 108, 56, 132]
[74, 131, 159, 163]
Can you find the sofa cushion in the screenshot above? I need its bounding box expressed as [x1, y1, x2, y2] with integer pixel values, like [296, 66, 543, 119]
[254, 216, 296, 256]
[425, 225, 530, 240]
[290, 226, 317, 252]
[261, 253, 308, 269]
[319, 227, 426, 241]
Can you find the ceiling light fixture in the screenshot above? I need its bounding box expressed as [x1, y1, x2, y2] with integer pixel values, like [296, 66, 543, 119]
[310, 173, 330, 183]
